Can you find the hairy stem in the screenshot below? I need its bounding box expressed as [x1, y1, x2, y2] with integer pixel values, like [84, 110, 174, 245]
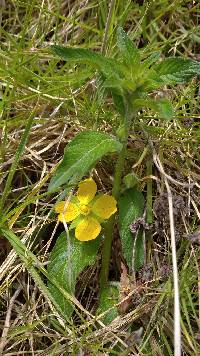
[99, 98, 134, 292]
[99, 143, 127, 291]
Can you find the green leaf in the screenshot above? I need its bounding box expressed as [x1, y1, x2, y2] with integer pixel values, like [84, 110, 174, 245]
[117, 27, 140, 66]
[100, 75, 126, 115]
[52, 45, 122, 78]
[111, 89, 125, 116]
[124, 172, 139, 188]
[96, 73, 108, 105]
[48, 131, 122, 192]
[142, 70, 166, 91]
[134, 97, 174, 120]
[97, 284, 119, 325]
[104, 77, 137, 92]
[153, 57, 200, 84]
[134, 229, 145, 271]
[118, 188, 145, 271]
[155, 98, 174, 120]
[96, 75, 126, 116]
[48, 232, 100, 317]
[142, 51, 161, 69]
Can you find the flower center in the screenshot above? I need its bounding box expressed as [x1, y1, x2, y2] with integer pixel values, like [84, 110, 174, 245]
[80, 204, 90, 216]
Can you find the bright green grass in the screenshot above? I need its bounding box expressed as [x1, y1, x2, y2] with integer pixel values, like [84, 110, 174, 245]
[0, 0, 200, 354]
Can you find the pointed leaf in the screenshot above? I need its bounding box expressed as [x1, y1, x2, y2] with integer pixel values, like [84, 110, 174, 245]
[134, 97, 174, 120]
[48, 232, 100, 317]
[52, 45, 122, 78]
[154, 57, 200, 84]
[118, 188, 145, 271]
[117, 27, 140, 66]
[48, 131, 122, 192]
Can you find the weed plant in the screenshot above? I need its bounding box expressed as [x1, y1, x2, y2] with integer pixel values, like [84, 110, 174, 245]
[0, 1, 200, 355]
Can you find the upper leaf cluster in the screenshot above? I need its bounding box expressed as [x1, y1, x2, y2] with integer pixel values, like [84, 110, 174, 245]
[52, 27, 200, 119]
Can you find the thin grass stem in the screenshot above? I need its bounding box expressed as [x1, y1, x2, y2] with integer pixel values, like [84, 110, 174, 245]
[0, 111, 35, 215]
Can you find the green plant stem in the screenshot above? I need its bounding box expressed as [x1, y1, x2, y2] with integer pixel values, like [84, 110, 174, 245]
[146, 159, 153, 262]
[99, 143, 127, 291]
[146, 159, 153, 225]
[99, 98, 134, 292]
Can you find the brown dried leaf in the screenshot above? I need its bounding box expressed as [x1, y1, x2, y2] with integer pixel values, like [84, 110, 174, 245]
[118, 262, 132, 314]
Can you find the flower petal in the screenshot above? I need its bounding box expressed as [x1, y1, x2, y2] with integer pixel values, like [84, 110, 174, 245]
[55, 201, 66, 213]
[75, 217, 101, 241]
[56, 201, 80, 222]
[92, 195, 117, 219]
[77, 178, 97, 205]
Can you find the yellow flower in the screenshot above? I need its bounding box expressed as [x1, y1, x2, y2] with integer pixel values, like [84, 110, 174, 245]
[55, 178, 117, 242]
